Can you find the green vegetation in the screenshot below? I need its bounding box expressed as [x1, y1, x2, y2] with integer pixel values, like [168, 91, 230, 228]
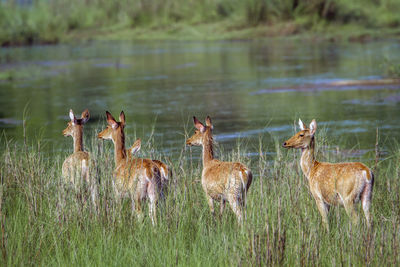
[1, 123, 400, 265]
[1, 0, 400, 45]
[383, 56, 400, 78]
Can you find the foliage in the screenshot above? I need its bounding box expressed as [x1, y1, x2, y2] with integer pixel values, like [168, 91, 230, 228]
[1, 124, 399, 265]
[382, 56, 400, 78]
[0, 0, 400, 45]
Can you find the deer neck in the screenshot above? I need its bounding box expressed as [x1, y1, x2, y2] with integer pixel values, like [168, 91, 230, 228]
[300, 137, 316, 180]
[73, 127, 84, 153]
[126, 149, 134, 160]
[113, 131, 127, 166]
[202, 134, 214, 167]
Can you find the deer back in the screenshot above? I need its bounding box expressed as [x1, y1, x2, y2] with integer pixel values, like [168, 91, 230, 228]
[202, 160, 251, 200]
[309, 161, 372, 205]
[114, 156, 161, 193]
[62, 151, 90, 185]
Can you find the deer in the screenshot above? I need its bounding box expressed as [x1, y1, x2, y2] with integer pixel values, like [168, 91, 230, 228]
[62, 109, 97, 207]
[127, 138, 171, 195]
[97, 111, 161, 225]
[282, 119, 374, 231]
[186, 116, 252, 223]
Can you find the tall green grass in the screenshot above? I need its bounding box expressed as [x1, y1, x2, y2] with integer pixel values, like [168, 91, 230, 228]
[1, 124, 400, 265]
[1, 0, 400, 45]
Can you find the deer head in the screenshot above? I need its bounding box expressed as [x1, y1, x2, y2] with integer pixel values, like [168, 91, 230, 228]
[62, 109, 90, 137]
[282, 119, 317, 149]
[97, 111, 126, 142]
[186, 116, 213, 146]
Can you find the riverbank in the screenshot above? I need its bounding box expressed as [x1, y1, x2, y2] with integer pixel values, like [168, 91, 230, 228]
[1, 0, 400, 46]
[63, 21, 400, 44]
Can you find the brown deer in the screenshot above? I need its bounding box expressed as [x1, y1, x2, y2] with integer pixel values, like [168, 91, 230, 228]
[186, 116, 252, 223]
[282, 119, 374, 231]
[97, 111, 161, 225]
[127, 138, 171, 195]
[62, 109, 97, 206]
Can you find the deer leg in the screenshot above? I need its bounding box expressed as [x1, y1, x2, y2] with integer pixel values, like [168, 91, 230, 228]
[149, 200, 156, 226]
[84, 164, 98, 212]
[206, 195, 215, 214]
[129, 193, 135, 216]
[134, 192, 143, 221]
[90, 181, 98, 213]
[314, 198, 330, 231]
[220, 199, 226, 215]
[228, 194, 243, 223]
[361, 181, 373, 228]
[343, 198, 359, 226]
[113, 182, 124, 218]
[147, 181, 158, 226]
[112, 180, 121, 201]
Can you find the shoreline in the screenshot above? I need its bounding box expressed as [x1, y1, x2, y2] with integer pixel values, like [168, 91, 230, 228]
[2, 21, 400, 47]
[64, 23, 400, 43]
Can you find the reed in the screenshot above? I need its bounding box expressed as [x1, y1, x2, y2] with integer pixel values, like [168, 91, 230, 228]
[1, 123, 399, 265]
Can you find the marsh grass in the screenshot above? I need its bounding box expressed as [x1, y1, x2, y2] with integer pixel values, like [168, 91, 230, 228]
[1, 123, 400, 266]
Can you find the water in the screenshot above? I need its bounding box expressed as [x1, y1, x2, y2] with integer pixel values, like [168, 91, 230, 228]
[1, 40, 400, 160]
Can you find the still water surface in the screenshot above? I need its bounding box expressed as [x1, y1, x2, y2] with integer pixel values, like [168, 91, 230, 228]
[1, 40, 400, 160]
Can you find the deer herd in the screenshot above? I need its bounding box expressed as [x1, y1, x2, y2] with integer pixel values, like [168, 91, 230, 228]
[62, 109, 374, 231]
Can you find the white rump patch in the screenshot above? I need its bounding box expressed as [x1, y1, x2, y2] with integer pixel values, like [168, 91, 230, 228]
[240, 171, 246, 189]
[160, 167, 168, 180]
[364, 170, 372, 183]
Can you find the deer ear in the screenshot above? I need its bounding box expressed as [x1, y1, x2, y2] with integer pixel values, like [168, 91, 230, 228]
[106, 111, 118, 129]
[119, 111, 126, 126]
[205, 116, 213, 130]
[309, 119, 317, 136]
[298, 118, 306, 131]
[193, 116, 206, 133]
[69, 109, 77, 125]
[130, 138, 141, 154]
[81, 109, 90, 124]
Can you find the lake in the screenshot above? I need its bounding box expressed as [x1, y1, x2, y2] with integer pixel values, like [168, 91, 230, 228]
[1, 39, 400, 160]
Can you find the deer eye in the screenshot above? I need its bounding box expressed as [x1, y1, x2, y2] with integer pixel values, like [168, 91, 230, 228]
[299, 134, 304, 137]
